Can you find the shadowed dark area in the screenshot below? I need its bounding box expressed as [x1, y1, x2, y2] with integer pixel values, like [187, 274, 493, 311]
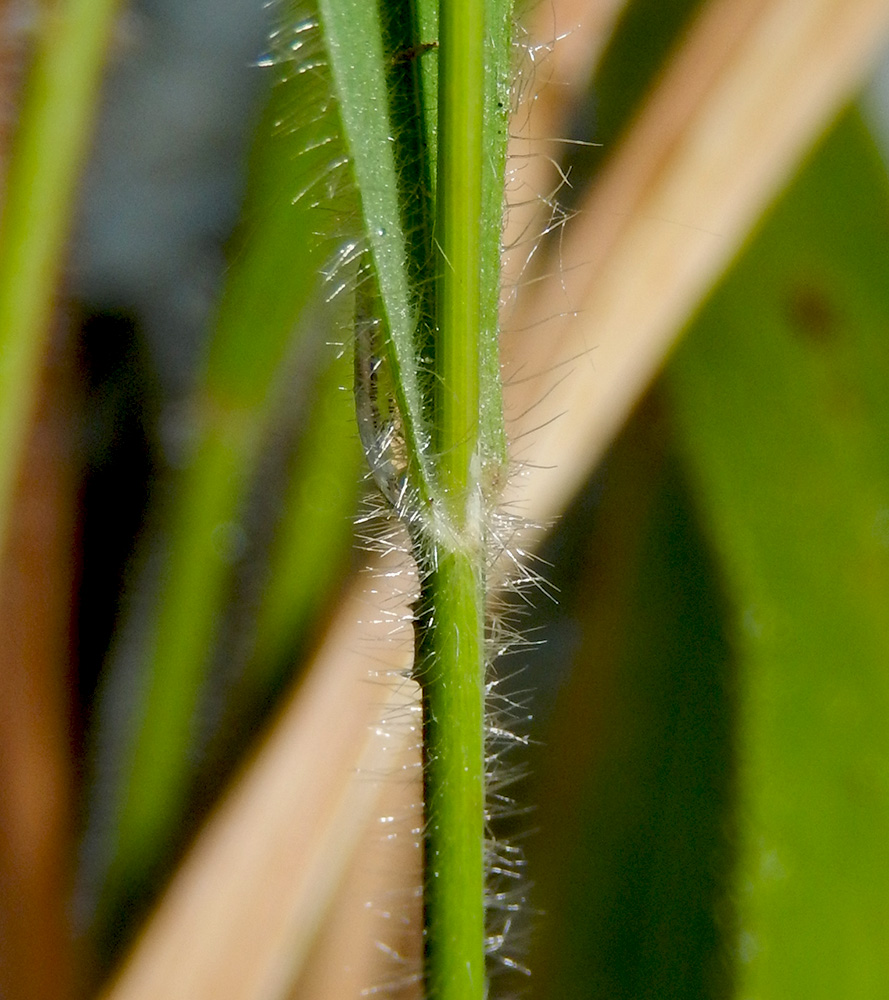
[526, 396, 737, 1000]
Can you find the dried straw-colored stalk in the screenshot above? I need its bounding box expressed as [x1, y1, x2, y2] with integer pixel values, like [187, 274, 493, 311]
[504, 0, 889, 523]
[101, 571, 418, 1000]
[102, 1, 889, 998]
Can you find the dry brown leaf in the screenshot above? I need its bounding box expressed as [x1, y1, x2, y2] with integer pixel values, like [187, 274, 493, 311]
[100, 570, 418, 1000]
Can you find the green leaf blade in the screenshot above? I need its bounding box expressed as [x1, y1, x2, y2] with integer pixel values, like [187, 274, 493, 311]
[317, 0, 434, 498]
[669, 111, 889, 998]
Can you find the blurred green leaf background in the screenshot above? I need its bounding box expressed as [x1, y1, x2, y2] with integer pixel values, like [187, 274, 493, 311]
[1, 0, 889, 998]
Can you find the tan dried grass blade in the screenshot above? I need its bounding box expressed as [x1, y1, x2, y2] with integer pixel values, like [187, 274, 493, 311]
[502, 0, 628, 290]
[504, 0, 889, 524]
[100, 573, 419, 1000]
[102, 1, 889, 998]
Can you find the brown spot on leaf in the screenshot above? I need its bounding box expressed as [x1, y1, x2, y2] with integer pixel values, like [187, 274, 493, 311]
[786, 284, 839, 343]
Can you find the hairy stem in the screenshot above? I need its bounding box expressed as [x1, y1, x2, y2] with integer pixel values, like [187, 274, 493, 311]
[417, 545, 486, 1000]
[320, 0, 511, 990]
[418, 1, 488, 997]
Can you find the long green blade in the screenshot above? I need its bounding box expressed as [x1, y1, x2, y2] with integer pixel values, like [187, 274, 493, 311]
[670, 111, 889, 998]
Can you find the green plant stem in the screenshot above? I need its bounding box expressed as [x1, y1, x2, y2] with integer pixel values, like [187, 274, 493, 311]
[417, 547, 487, 1000]
[419, 1, 488, 996]
[434, 0, 483, 509]
[317, 0, 509, 990]
[0, 0, 121, 562]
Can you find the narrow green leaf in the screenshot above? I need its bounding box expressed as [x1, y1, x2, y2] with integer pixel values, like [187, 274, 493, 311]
[205, 32, 350, 408]
[251, 346, 361, 673]
[317, 0, 435, 500]
[414, 0, 440, 195]
[478, 0, 512, 476]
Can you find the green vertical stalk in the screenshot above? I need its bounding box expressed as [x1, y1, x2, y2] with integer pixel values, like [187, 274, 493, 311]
[417, 549, 486, 1000]
[419, 3, 487, 998]
[316, 0, 511, 991]
[0, 0, 121, 562]
[434, 0, 483, 510]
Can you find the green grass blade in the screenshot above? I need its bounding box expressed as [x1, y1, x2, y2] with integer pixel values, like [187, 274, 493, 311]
[317, 0, 435, 501]
[414, 0, 439, 195]
[529, 403, 735, 997]
[478, 0, 511, 475]
[0, 0, 121, 561]
[669, 111, 889, 998]
[204, 43, 348, 409]
[251, 346, 361, 674]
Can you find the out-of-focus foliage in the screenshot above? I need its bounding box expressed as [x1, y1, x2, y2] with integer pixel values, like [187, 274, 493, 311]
[2, 0, 889, 998]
